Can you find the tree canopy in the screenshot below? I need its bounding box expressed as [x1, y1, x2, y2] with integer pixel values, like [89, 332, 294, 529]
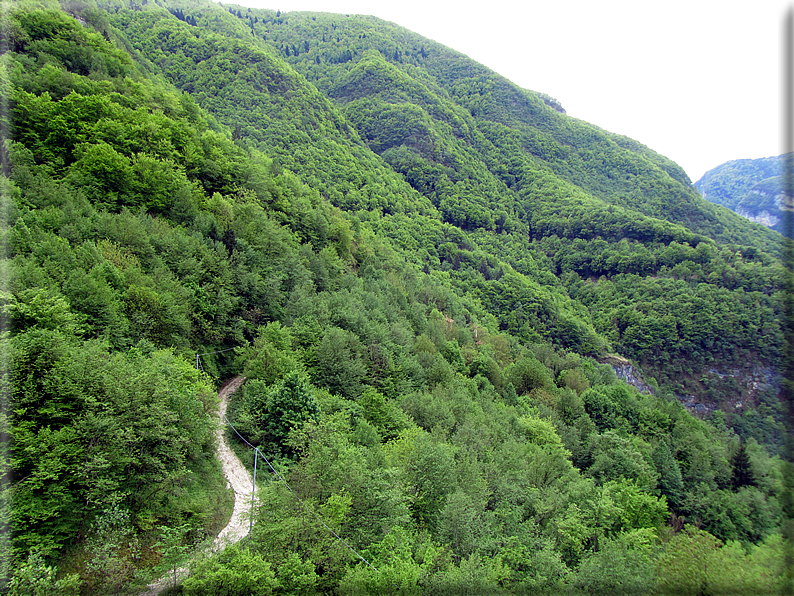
[2, 1, 791, 593]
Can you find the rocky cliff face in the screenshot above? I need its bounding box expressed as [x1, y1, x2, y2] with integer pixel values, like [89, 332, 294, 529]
[611, 362, 654, 394]
[735, 209, 780, 228]
[601, 354, 779, 418]
[600, 355, 655, 394]
[695, 155, 792, 237]
[677, 364, 778, 416]
[734, 188, 792, 230]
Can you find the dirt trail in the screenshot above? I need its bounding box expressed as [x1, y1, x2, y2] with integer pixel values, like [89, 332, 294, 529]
[140, 375, 253, 595]
[213, 375, 255, 548]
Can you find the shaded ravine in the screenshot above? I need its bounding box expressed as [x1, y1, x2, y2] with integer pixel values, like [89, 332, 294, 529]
[141, 375, 253, 595]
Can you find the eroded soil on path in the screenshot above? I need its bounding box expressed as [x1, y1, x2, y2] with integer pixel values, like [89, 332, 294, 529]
[140, 375, 252, 595]
[213, 375, 254, 548]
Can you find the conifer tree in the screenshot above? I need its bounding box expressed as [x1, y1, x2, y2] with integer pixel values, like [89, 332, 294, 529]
[730, 440, 755, 490]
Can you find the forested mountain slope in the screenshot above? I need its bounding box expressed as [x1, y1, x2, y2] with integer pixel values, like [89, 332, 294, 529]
[101, 0, 789, 399]
[2, 0, 790, 593]
[695, 154, 792, 238]
[172, 1, 778, 247]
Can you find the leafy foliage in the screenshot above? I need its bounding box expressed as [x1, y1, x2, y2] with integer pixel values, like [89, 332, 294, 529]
[3, 1, 791, 593]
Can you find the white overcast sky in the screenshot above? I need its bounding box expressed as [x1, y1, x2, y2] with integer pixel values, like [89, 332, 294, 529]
[229, 0, 791, 183]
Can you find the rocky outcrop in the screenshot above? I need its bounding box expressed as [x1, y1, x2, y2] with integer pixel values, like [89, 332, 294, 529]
[677, 365, 778, 417]
[735, 207, 780, 228]
[676, 394, 710, 415]
[600, 355, 654, 394]
[695, 155, 793, 237]
[706, 365, 777, 398]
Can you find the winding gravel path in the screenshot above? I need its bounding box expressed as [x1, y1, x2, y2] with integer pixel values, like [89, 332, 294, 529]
[141, 375, 253, 595]
[213, 375, 255, 548]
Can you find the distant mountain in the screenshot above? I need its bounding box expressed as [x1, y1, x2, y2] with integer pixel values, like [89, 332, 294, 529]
[694, 154, 792, 237]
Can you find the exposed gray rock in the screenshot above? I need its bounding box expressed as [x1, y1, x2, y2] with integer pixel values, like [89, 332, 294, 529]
[599, 355, 654, 394]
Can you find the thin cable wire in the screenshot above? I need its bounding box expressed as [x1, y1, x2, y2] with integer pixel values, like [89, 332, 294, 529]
[197, 346, 239, 357]
[223, 414, 379, 573]
[196, 346, 238, 371]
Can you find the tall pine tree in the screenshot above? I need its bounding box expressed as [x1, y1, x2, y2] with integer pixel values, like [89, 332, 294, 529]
[730, 440, 755, 490]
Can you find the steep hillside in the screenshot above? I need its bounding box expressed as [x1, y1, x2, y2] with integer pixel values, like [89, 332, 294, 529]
[695, 154, 792, 238]
[2, 1, 790, 593]
[203, 4, 778, 247]
[101, 0, 788, 396]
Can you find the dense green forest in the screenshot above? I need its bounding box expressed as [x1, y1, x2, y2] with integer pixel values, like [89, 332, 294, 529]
[2, 0, 792, 594]
[695, 154, 792, 239]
